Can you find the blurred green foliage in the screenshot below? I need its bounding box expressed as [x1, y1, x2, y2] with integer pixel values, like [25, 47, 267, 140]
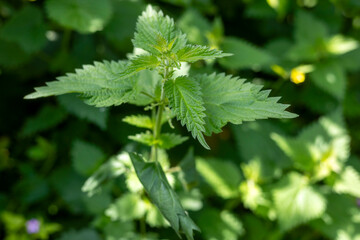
[1, 0, 360, 239]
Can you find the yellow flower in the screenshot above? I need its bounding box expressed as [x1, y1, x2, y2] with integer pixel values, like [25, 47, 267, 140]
[290, 69, 305, 84]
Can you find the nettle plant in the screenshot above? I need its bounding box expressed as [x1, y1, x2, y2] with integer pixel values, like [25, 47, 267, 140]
[25, 5, 296, 239]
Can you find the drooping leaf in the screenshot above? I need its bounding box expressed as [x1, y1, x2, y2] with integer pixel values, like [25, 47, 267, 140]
[272, 172, 326, 231]
[196, 157, 242, 199]
[129, 153, 200, 240]
[129, 132, 188, 149]
[45, 0, 113, 33]
[219, 37, 274, 69]
[193, 73, 297, 136]
[57, 94, 109, 129]
[176, 44, 231, 62]
[25, 61, 137, 107]
[71, 140, 105, 176]
[0, 5, 47, 53]
[165, 76, 209, 149]
[133, 5, 187, 55]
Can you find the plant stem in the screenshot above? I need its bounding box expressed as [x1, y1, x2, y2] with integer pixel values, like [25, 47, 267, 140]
[151, 63, 170, 162]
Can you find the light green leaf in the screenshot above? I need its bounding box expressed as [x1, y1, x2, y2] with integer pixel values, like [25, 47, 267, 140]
[71, 140, 105, 176]
[176, 44, 232, 62]
[46, 0, 113, 33]
[25, 61, 136, 107]
[334, 166, 360, 198]
[326, 35, 359, 55]
[133, 5, 187, 55]
[196, 157, 242, 199]
[129, 153, 200, 240]
[57, 94, 108, 129]
[165, 76, 209, 149]
[0, 5, 47, 53]
[146, 203, 169, 227]
[310, 61, 346, 100]
[219, 37, 274, 70]
[196, 209, 244, 240]
[129, 132, 188, 149]
[271, 133, 315, 171]
[123, 115, 154, 129]
[272, 172, 326, 231]
[105, 193, 146, 221]
[194, 73, 297, 136]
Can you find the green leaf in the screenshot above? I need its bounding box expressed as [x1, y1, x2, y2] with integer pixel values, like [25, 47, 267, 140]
[71, 140, 105, 176]
[129, 153, 200, 240]
[21, 105, 67, 137]
[0, 39, 29, 68]
[219, 37, 274, 70]
[178, 9, 212, 45]
[232, 121, 291, 182]
[196, 209, 244, 240]
[0, 5, 47, 53]
[105, 193, 146, 221]
[165, 76, 209, 149]
[123, 115, 154, 129]
[25, 61, 136, 107]
[193, 73, 297, 136]
[45, 0, 113, 33]
[310, 60, 346, 100]
[271, 133, 315, 172]
[294, 10, 328, 45]
[103, 0, 144, 51]
[129, 69, 162, 106]
[57, 94, 109, 130]
[120, 54, 161, 79]
[176, 44, 232, 62]
[129, 132, 188, 149]
[196, 157, 242, 199]
[334, 166, 360, 198]
[146, 203, 169, 227]
[57, 228, 101, 240]
[326, 35, 359, 55]
[311, 193, 360, 240]
[133, 5, 187, 55]
[272, 172, 326, 231]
